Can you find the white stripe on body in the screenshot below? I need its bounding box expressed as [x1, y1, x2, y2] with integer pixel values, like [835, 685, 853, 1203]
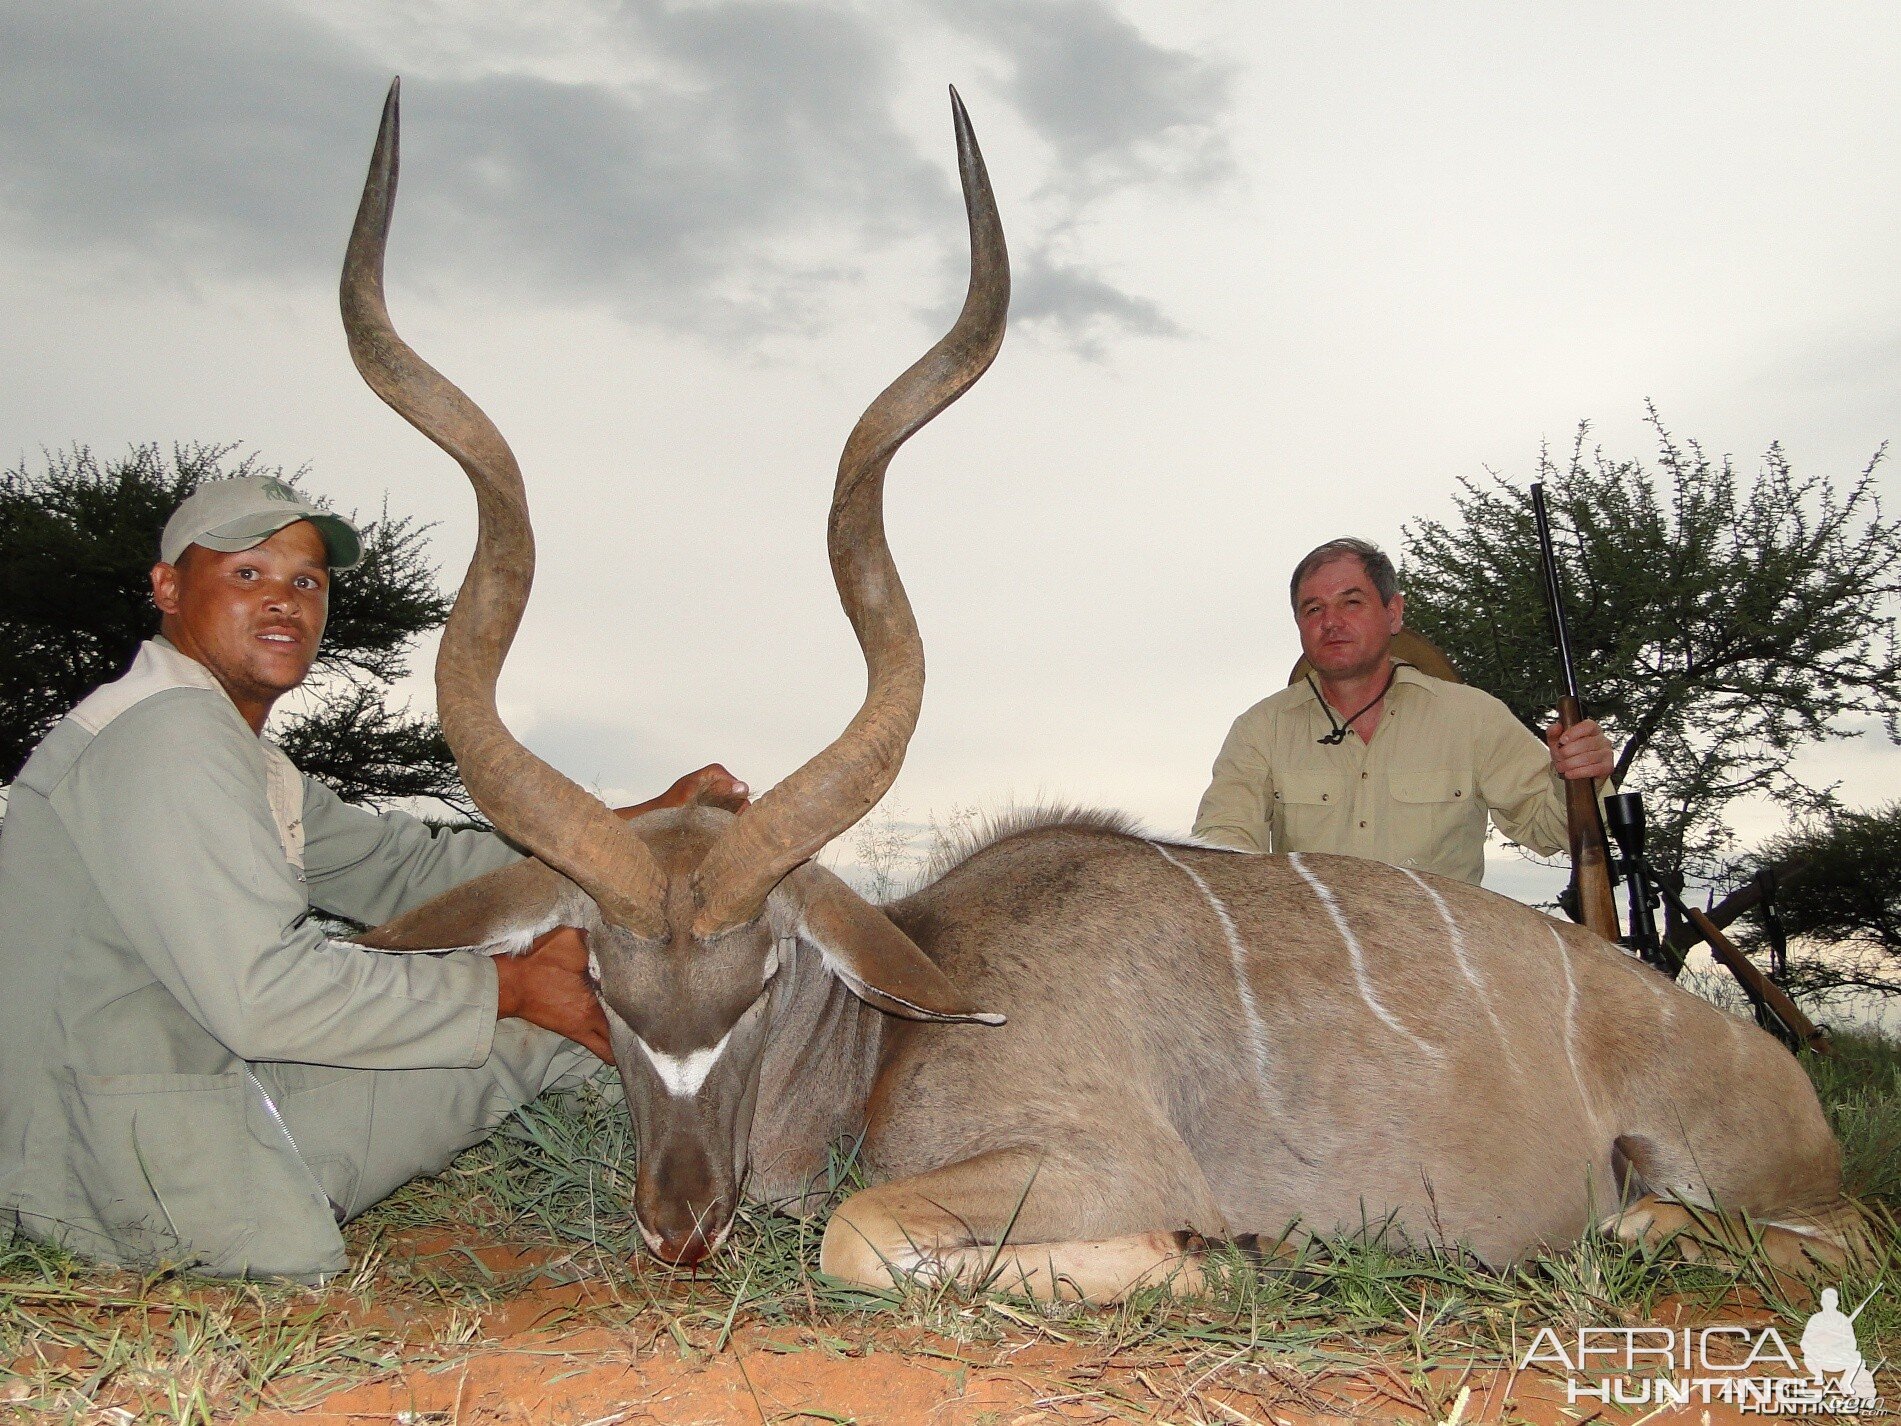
[1151, 842, 1273, 1085]
[1288, 854, 1442, 1061]
[1548, 924, 1597, 1120]
[1397, 866, 1518, 1060]
[1396, 867, 1490, 999]
[1641, 961, 1676, 1024]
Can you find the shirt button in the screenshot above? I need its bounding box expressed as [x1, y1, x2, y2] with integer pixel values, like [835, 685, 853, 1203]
[1360, 771, 1368, 779]
[1320, 793, 1329, 802]
[1454, 789, 1463, 798]
[1358, 820, 1367, 828]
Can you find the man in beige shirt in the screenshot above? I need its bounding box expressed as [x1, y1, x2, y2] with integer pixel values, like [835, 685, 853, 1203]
[1192, 538, 1614, 885]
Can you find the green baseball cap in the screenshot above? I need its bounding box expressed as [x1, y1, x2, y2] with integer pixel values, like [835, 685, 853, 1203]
[159, 475, 364, 572]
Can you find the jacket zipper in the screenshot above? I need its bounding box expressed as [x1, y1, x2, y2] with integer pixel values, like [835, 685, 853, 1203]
[244, 1068, 306, 1159]
[244, 1068, 344, 1223]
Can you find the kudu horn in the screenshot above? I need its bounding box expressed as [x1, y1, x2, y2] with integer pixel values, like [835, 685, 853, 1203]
[340, 78, 669, 938]
[691, 87, 1011, 935]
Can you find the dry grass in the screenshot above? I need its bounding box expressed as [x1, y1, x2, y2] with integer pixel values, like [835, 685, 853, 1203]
[3, 1030, 1896, 1422]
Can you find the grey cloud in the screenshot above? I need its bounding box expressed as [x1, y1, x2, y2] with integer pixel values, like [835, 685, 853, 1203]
[1013, 253, 1182, 356]
[0, 0, 943, 336]
[0, 0, 1229, 345]
[919, 0, 1232, 349]
[409, 1, 954, 336]
[0, 2, 373, 281]
[1756, 329, 1901, 402]
[935, 0, 1235, 205]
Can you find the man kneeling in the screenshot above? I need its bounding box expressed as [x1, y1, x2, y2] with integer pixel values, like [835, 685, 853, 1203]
[0, 475, 745, 1281]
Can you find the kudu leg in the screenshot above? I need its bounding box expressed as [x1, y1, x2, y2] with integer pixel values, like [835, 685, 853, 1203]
[1599, 1193, 1871, 1280]
[821, 1147, 1221, 1303]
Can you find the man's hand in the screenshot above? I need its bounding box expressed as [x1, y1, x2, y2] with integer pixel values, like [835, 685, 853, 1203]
[494, 926, 614, 1064]
[1544, 718, 1615, 783]
[613, 763, 751, 821]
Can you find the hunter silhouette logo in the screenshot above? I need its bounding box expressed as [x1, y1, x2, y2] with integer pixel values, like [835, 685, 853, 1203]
[1520, 1282, 1886, 1414]
[258, 478, 300, 502]
[1801, 1288, 1880, 1404]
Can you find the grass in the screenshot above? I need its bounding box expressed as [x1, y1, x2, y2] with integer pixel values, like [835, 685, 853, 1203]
[4, 1030, 1898, 1422]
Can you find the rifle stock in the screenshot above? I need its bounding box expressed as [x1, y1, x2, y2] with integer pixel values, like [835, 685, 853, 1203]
[1533, 483, 1620, 944]
[1558, 696, 1620, 941]
[1685, 904, 1828, 1054]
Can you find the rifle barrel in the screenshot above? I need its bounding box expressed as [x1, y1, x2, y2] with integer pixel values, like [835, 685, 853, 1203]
[1531, 482, 1581, 702]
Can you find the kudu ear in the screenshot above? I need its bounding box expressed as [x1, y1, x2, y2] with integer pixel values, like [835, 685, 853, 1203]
[354, 858, 594, 956]
[771, 864, 1004, 1026]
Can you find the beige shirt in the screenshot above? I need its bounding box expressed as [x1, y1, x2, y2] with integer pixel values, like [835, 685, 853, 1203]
[1191, 665, 1569, 885]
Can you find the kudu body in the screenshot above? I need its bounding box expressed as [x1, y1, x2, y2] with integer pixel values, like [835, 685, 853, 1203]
[344, 84, 1855, 1300]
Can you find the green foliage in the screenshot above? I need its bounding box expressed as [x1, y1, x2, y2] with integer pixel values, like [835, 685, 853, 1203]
[273, 686, 470, 819]
[1403, 407, 1901, 877]
[1741, 803, 1901, 1000]
[0, 443, 467, 814]
[1805, 1026, 1901, 1203]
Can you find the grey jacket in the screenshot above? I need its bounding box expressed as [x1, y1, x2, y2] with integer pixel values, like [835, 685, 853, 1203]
[0, 640, 518, 1274]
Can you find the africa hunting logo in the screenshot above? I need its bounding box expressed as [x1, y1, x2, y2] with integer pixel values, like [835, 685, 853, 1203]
[1519, 1285, 1884, 1415]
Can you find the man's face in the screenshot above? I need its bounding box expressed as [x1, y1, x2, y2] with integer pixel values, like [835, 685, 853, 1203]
[1294, 555, 1403, 683]
[150, 520, 330, 728]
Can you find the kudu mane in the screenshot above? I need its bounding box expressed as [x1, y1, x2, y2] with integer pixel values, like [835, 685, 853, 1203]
[909, 805, 1152, 891]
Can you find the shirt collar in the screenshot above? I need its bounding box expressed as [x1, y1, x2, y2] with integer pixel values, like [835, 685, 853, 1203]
[1291, 658, 1445, 704]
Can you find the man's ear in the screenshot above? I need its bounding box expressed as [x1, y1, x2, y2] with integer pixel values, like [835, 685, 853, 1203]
[768, 863, 1004, 1025]
[151, 561, 181, 620]
[355, 858, 595, 956]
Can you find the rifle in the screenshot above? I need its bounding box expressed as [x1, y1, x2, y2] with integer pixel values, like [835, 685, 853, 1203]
[1602, 791, 1675, 973]
[1600, 800, 1829, 1055]
[1530, 482, 1621, 944]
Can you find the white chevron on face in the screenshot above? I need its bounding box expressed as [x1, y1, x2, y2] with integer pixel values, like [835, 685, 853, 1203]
[636, 1025, 737, 1097]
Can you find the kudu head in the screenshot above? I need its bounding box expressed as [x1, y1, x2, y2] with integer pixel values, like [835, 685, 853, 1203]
[341, 80, 1008, 1265]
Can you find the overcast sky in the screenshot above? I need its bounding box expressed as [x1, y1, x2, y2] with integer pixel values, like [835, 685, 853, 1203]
[4, 1, 1898, 904]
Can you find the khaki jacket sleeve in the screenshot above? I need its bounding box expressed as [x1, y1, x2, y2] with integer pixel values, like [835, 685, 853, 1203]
[58, 691, 499, 1071]
[1192, 706, 1275, 853]
[1473, 697, 1570, 856]
[299, 778, 520, 926]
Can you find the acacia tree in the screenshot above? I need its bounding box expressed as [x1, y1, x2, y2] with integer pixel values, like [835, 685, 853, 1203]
[0, 443, 472, 816]
[1738, 803, 1901, 1000]
[1402, 408, 1901, 881]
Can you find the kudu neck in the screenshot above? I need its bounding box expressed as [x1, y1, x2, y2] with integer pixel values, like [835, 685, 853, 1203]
[746, 936, 889, 1207]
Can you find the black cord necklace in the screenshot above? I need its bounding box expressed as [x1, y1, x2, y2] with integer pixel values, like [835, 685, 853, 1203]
[1309, 664, 1399, 746]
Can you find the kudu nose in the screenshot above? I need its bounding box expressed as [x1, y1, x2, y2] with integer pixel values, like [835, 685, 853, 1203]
[642, 1195, 735, 1267]
[653, 1227, 713, 1267]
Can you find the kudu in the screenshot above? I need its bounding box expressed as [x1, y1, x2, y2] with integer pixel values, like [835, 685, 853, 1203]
[343, 83, 1858, 1300]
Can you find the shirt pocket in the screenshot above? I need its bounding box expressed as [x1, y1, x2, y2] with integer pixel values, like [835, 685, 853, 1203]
[1387, 767, 1475, 804]
[56, 1068, 344, 1279]
[1273, 770, 1347, 849]
[1386, 767, 1485, 864]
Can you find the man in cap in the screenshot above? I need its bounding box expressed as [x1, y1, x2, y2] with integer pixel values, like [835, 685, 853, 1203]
[0, 475, 744, 1280]
[1193, 537, 1613, 885]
